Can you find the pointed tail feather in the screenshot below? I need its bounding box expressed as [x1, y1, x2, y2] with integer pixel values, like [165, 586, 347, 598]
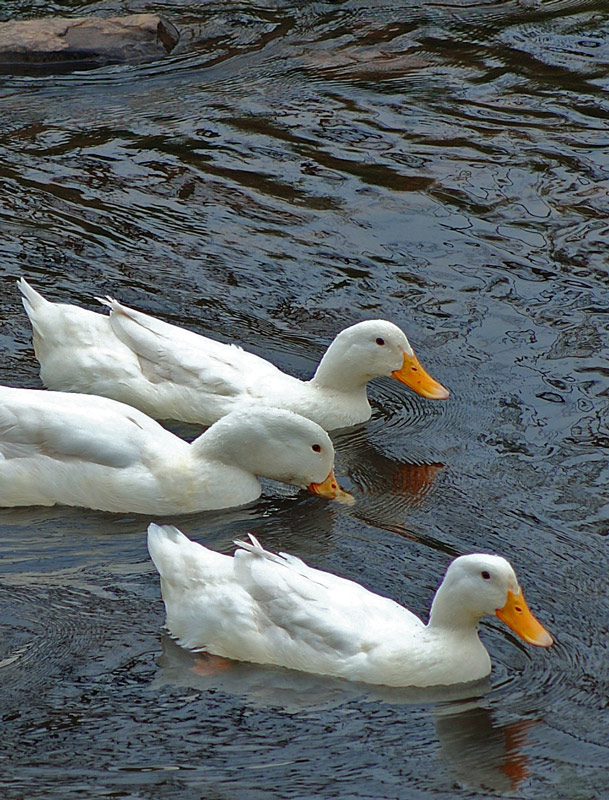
[147, 523, 190, 573]
[18, 277, 50, 312]
[96, 296, 119, 312]
[18, 277, 52, 338]
[233, 534, 307, 570]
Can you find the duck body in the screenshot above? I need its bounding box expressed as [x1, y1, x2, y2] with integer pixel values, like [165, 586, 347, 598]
[19, 279, 449, 430]
[0, 386, 348, 514]
[148, 525, 553, 688]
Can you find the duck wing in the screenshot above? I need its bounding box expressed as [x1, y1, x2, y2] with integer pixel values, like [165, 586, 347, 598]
[231, 535, 419, 671]
[101, 298, 285, 397]
[0, 387, 156, 468]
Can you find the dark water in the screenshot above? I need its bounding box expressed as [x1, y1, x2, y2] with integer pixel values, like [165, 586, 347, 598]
[1, 0, 608, 797]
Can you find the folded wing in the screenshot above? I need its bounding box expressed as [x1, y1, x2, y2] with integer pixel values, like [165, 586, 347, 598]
[232, 536, 419, 670]
[103, 298, 284, 396]
[0, 387, 153, 468]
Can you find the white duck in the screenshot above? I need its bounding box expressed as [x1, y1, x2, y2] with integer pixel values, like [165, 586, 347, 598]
[19, 279, 449, 430]
[0, 386, 351, 515]
[147, 524, 553, 688]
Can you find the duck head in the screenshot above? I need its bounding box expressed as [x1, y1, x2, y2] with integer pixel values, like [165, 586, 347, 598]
[196, 407, 353, 504]
[430, 553, 553, 647]
[313, 320, 449, 399]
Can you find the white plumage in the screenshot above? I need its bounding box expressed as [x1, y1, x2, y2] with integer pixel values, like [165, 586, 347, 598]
[19, 278, 449, 430]
[0, 386, 350, 514]
[148, 524, 553, 687]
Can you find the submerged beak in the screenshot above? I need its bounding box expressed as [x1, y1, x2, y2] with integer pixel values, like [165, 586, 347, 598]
[308, 469, 354, 505]
[496, 589, 553, 648]
[392, 351, 450, 400]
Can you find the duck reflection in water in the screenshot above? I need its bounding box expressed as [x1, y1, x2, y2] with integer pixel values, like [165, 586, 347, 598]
[156, 636, 536, 793]
[435, 700, 538, 793]
[331, 422, 445, 527]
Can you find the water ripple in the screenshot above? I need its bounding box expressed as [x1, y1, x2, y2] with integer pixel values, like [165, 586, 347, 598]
[1, 0, 608, 795]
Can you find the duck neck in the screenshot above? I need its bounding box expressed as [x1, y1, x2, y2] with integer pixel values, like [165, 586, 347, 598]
[189, 417, 294, 487]
[311, 347, 369, 392]
[190, 423, 248, 468]
[428, 581, 482, 634]
[188, 431, 263, 508]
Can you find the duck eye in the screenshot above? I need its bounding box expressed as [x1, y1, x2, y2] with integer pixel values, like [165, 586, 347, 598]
[481, 571, 491, 580]
[376, 337, 385, 346]
[312, 444, 322, 453]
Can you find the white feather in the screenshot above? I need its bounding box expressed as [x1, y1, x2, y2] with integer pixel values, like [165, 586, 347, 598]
[0, 386, 344, 514]
[19, 278, 449, 430]
[147, 525, 552, 688]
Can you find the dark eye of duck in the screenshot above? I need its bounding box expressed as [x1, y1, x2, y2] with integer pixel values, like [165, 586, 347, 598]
[376, 337, 385, 346]
[312, 444, 322, 453]
[481, 570, 491, 580]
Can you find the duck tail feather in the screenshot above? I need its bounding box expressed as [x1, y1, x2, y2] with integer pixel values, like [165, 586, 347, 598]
[96, 295, 117, 311]
[18, 277, 51, 338]
[18, 277, 48, 311]
[233, 534, 264, 554]
[147, 523, 188, 562]
[233, 535, 301, 570]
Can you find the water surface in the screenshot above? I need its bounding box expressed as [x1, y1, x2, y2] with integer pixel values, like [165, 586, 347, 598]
[1, 0, 608, 797]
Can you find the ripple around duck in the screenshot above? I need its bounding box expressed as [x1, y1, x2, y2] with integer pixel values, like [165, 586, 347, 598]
[153, 633, 566, 795]
[0, 3, 301, 88]
[364, 379, 453, 457]
[0, 582, 96, 688]
[0, 0, 607, 795]
[0, 568, 151, 693]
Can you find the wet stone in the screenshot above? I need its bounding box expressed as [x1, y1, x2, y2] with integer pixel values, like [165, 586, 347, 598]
[0, 14, 180, 73]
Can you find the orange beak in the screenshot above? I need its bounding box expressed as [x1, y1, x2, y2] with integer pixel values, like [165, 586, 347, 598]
[496, 589, 553, 648]
[308, 469, 354, 505]
[391, 351, 450, 400]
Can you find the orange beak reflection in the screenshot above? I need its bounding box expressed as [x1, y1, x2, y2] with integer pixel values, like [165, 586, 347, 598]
[308, 469, 354, 505]
[496, 589, 553, 648]
[392, 351, 450, 400]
